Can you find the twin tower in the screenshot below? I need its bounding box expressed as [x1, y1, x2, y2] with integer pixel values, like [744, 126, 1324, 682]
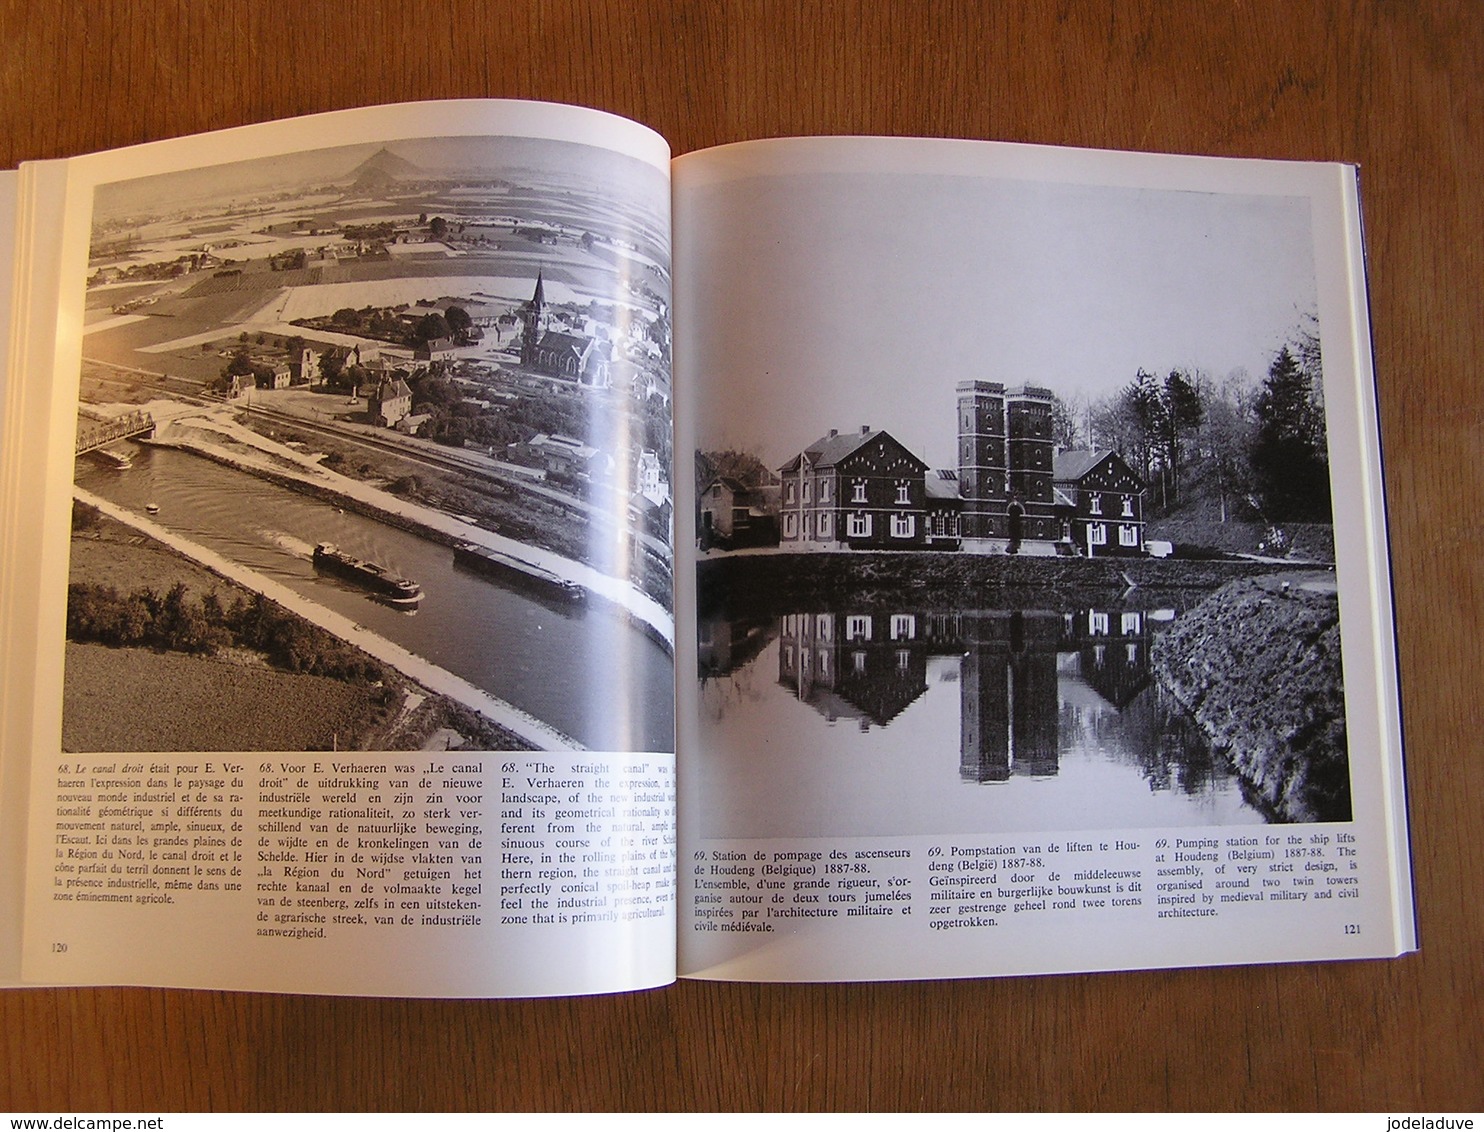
[955, 380, 1058, 548]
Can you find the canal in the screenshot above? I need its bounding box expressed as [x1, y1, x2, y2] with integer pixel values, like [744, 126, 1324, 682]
[76, 443, 675, 752]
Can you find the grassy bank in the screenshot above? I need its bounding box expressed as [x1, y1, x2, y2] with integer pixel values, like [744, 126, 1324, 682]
[1150, 574, 1350, 823]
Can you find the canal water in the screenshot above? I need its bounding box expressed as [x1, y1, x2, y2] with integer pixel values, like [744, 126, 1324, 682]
[695, 601, 1269, 838]
[76, 444, 675, 752]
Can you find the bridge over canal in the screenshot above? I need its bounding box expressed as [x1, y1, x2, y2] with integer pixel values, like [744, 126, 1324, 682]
[75, 410, 155, 456]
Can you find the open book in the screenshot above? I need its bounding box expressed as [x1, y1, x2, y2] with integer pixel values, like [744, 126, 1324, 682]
[0, 100, 1414, 997]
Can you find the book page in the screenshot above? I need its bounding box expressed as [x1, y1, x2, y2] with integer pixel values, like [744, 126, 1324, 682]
[0, 168, 25, 986]
[1, 100, 676, 996]
[672, 137, 1413, 982]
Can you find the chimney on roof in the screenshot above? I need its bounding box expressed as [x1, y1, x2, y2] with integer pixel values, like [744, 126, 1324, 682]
[828, 429, 838, 438]
[861, 424, 870, 434]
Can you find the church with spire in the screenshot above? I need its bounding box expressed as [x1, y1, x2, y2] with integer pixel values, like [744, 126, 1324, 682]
[518, 271, 613, 387]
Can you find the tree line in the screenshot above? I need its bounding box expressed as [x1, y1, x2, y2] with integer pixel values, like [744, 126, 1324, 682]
[66, 582, 388, 685]
[1060, 322, 1331, 525]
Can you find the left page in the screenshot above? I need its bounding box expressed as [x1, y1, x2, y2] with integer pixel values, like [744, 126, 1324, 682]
[0, 100, 677, 997]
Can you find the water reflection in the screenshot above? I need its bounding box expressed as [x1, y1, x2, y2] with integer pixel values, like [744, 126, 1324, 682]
[698, 597, 1266, 830]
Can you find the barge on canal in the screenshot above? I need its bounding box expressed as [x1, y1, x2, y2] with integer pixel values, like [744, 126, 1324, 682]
[452, 541, 585, 603]
[313, 542, 422, 607]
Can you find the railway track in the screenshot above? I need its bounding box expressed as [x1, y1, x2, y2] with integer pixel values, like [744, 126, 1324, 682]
[242, 404, 673, 564]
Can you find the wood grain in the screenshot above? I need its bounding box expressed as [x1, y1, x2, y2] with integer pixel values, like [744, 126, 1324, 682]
[1, 0, 1479, 1112]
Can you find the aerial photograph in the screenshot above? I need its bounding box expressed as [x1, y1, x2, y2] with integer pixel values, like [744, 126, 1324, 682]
[65, 133, 675, 754]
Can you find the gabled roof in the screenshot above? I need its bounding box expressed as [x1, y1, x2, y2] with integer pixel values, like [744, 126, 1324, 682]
[780, 429, 874, 472]
[528, 433, 598, 460]
[373, 377, 412, 400]
[1053, 449, 1114, 482]
[538, 331, 592, 353]
[1055, 448, 1146, 492]
[537, 332, 611, 363]
[780, 428, 928, 474]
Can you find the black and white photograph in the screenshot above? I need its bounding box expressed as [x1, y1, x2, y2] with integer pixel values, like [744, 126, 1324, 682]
[64, 131, 675, 754]
[689, 166, 1350, 836]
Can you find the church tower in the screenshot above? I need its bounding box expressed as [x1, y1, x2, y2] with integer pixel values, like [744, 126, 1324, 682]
[520, 271, 545, 367]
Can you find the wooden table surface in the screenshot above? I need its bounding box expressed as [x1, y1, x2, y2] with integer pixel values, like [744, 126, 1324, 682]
[1, 0, 1479, 1113]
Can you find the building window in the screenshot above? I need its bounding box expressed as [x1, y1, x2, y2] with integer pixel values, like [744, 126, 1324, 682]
[890, 614, 916, 641]
[1090, 522, 1107, 545]
[1121, 497, 1134, 517]
[785, 481, 796, 504]
[1119, 524, 1139, 546]
[818, 650, 829, 677]
[1121, 612, 1142, 635]
[852, 480, 867, 503]
[848, 513, 872, 538]
[820, 513, 833, 538]
[1089, 611, 1110, 636]
[896, 482, 910, 504]
[783, 513, 798, 538]
[816, 615, 832, 641]
[852, 650, 867, 674]
[1089, 494, 1102, 515]
[846, 615, 872, 641]
[896, 649, 911, 672]
[890, 513, 915, 539]
[803, 478, 812, 502]
[820, 478, 832, 502]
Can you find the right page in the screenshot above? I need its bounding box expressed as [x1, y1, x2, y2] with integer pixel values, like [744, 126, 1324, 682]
[672, 137, 1414, 982]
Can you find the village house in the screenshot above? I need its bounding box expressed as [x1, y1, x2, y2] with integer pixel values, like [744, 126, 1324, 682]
[321, 342, 383, 382]
[254, 363, 292, 390]
[288, 346, 315, 384]
[636, 449, 670, 508]
[414, 336, 459, 362]
[778, 427, 930, 549]
[699, 477, 778, 548]
[507, 433, 609, 485]
[366, 376, 414, 428]
[1052, 449, 1146, 556]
